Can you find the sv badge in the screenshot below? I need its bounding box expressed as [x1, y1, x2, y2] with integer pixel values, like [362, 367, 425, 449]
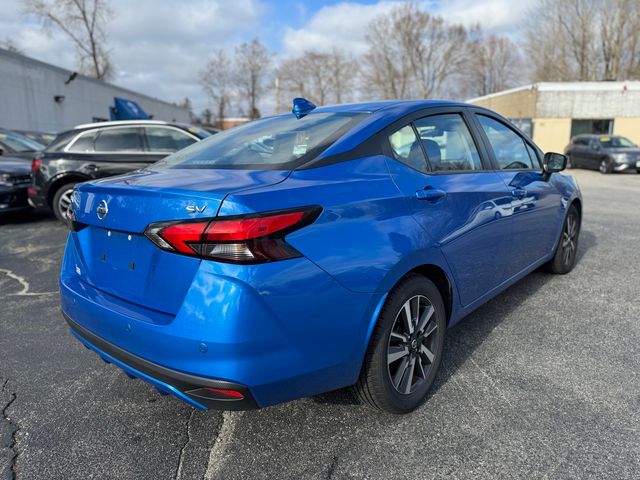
[186, 205, 206, 214]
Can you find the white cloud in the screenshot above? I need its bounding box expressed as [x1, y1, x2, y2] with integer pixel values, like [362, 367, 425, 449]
[282, 1, 397, 57]
[281, 0, 534, 59]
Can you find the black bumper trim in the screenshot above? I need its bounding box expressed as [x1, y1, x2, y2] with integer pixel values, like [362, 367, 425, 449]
[64, 313, 259, 410]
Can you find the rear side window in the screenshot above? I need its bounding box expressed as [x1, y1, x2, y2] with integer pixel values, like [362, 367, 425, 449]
[476, 115, 535, 170]
[94, 128, 144, 152]
[415, 114, 482, 172]
[145, 127, 198, 152]
[388, 125, 428, 172]
[67, 131, 97, 153]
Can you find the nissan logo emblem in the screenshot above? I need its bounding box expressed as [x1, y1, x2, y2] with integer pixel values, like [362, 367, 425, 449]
[96, 200, 109, 220]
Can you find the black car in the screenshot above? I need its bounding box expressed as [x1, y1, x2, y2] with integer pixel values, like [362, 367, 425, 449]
[565, 134, 640, 174]
[0, 129, 46, 160]
[0, 157, 32, 215]
[29, 120, 210, 221]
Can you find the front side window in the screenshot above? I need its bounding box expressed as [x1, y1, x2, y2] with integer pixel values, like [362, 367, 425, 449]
[154, 112, 367, 170]
[388, 125, 427, 172]
[415, 114, 482, 172]
[477, 115, 535, 170]
[94, 128, 144, 153]
[145, 127, 198, 152]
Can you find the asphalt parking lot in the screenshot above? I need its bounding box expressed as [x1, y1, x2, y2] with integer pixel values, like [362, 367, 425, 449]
[1, 169, 639, 480]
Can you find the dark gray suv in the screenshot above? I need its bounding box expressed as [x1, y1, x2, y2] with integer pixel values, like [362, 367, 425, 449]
[29, 120, 210, 221]
[565, 134, 640, 174]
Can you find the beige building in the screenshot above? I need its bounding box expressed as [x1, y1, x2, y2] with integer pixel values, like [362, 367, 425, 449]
[468, 82, 640, 153]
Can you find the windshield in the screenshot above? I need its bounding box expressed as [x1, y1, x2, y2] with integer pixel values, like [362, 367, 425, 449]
[153, 112, 368, 170]
[599, 136, 637, 148]
[0, 131, 45, 152]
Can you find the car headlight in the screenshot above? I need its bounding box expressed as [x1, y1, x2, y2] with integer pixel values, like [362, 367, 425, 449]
[611, 153, 628, 161]
[0, 173, 14, 187]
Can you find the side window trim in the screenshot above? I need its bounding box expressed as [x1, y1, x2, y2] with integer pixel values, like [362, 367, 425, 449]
[380, 107, 494, 175]
[471, 112, 541, 172]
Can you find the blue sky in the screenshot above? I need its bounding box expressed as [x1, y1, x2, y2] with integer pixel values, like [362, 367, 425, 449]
[2, 0, 534, 115]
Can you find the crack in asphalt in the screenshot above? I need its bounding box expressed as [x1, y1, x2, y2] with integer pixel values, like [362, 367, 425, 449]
[174, 408, 195, 480]
[0, 269, 56, 297]
[1, 380, 19, 480]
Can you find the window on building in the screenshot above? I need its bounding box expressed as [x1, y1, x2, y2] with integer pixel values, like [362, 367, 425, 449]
[570, 119, 613, 138]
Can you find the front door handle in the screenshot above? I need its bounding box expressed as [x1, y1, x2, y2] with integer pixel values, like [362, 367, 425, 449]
[416, 188, 446, 203]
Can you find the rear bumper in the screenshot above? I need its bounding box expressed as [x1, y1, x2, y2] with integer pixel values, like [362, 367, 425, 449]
[60, 234, 379, 409]
[66, 314, 258, 410]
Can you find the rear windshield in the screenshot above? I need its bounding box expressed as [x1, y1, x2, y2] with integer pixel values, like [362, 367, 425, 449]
[153, 112, 367, 170]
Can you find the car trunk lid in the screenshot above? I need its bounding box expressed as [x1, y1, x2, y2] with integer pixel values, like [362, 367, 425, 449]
[69, 168, 289, 314]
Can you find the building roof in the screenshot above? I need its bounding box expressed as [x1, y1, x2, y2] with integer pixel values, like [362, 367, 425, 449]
[468, 81, 640, 103]
[0, 47, 180, 109]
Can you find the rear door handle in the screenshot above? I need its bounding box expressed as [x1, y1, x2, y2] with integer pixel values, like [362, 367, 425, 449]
[511, 188, 527, 199]
[415, 188, 446, 203]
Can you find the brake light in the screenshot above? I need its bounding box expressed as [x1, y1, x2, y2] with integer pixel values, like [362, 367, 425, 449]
[144, 206, 321, 264]
[31, 158, 41, 174]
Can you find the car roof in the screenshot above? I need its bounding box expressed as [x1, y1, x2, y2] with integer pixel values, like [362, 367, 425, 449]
[314, 99, 468, 114]
[72, 120, 177, 130]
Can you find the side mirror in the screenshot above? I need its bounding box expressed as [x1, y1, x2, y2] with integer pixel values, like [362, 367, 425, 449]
[543, 152, 567, 175]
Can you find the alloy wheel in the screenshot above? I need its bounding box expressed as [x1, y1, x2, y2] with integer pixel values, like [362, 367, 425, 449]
[599, 160, 608, 173]
[58, 188, 74, 219]
[387, 295, 439, 395]
[562, 213, 578, 266]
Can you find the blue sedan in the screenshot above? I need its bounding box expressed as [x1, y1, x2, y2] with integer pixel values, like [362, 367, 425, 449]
[60, 99, 581, 413]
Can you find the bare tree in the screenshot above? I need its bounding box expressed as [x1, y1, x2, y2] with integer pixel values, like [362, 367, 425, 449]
[24, 0, 113, 80]
[235, 39, 271, 119]
[525, 0, 640, 82]
[465, 34, 523, 97]
[200, 50, 234, 129]
[276, 49, 356, 106]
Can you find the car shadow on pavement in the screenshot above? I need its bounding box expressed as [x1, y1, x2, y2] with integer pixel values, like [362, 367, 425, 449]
[313, 228, 597, 408]
[0, 208, 54, 225]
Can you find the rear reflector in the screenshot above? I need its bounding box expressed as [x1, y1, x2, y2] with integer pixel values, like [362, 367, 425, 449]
[205, 388, 245, 399]
[144, 206, 321, 264]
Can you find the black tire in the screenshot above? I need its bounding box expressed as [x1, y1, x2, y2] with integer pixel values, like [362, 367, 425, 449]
[543, 205, 580, 274]
[599, 159, 613, 174]
[353, 274, 446, 414]
[51, 182, 76, 222]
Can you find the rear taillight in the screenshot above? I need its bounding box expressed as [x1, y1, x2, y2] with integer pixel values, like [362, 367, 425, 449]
[144, 206, 321, 264]
[31, 158, 41, 175]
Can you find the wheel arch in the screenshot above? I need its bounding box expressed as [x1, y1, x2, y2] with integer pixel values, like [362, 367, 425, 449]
[405, 264, 453, 325]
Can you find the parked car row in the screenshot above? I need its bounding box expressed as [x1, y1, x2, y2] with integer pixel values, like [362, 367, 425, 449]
[0, 121, 210, 218]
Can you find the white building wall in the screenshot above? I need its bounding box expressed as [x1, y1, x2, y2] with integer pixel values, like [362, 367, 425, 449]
[0, 48, 189, 133]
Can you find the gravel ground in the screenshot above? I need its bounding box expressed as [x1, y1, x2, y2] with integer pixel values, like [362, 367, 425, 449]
[1, 169, 639, 479]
